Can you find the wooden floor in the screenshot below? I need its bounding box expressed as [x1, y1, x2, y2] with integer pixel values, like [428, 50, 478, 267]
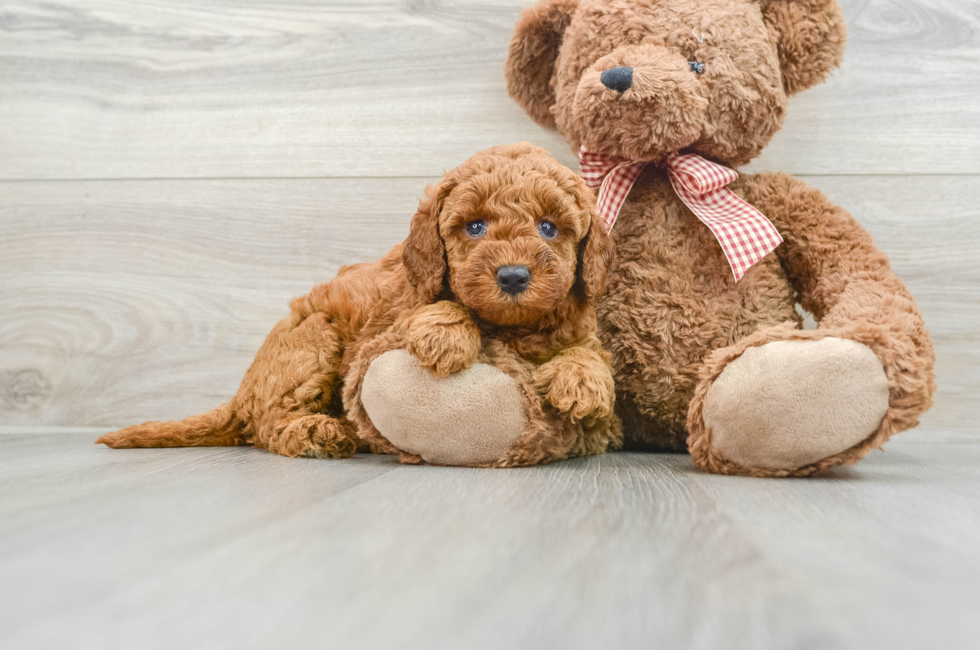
[1, 434, 979, 649]
[2, 0, 980, 647]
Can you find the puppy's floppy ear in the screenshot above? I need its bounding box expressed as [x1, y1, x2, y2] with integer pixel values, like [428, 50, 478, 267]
[506, 0, 578, 128]
[403, 177, 454, 302]
[574, 211, 615, 303]
[761, 0, 847, 96]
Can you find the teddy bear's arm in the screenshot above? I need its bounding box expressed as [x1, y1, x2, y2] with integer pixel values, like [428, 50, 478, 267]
[743, 172, 934, 389]
[684, 172, 936, 478]
[402, 300, 482, 378]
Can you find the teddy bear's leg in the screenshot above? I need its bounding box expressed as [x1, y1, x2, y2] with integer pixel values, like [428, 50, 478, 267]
[342, 302, 530, 466]
[358, 349, 528, 466]
[687, 174, 936, 477]
[705, 338, 888, 471]
[688, 328, 894, 476]
[346, 337, 618, 467]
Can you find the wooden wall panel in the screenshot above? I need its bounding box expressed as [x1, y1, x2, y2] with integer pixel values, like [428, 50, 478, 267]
[1, 175, 974, 433]
[0, 0, 977, 179]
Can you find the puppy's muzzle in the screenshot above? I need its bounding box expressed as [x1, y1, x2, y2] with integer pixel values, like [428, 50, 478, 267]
[496, 265, 531, 295]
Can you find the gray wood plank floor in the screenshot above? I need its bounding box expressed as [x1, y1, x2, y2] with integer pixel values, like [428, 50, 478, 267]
[2, 434, 979, 650]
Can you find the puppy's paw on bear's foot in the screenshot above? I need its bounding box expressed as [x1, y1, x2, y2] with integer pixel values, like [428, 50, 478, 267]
[405, 302, 482, 378]
[532, 352, 615, 422]
[361, 349, 526, 466]
[697, 337, 890, 476]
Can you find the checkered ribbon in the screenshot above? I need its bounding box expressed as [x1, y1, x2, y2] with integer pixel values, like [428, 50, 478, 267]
[579, 146, 783, 281]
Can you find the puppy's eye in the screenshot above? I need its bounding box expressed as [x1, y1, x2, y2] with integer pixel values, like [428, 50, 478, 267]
[465, 219, 487, 238]
[689, 60, 705, 75]
[537, 220, 558, 240]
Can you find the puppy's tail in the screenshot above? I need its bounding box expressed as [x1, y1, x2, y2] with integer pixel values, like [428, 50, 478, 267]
[96, 402, 244, 449]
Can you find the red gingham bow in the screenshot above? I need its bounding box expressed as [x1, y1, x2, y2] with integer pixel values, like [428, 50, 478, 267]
[579, 146, 783, 281]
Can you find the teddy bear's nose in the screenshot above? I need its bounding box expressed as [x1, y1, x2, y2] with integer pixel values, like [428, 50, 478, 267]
[600, 66, 634, 92]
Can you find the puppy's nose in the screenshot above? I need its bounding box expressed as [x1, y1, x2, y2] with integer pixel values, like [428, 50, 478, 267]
[496, 265, 531, 295]
[600, 66, 634, 92]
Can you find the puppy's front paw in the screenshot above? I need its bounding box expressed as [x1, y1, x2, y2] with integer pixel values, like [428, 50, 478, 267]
[533, 351, 615, 422]
[406, 304, 482, 377]
[408, 330, 480, 377]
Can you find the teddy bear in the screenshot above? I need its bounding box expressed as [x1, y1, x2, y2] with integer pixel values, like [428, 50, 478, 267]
[502, 0, 936, 476]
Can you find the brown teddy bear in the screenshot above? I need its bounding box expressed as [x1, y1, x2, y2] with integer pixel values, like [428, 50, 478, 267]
[505, 0, 936, 476]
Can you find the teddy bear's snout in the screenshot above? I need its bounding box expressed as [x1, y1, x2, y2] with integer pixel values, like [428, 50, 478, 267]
[569, 45, 709, 160]
[600, 66, 633, 92]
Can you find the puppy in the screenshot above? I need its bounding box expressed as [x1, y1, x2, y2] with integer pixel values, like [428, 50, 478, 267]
[98, 143, 620, 466]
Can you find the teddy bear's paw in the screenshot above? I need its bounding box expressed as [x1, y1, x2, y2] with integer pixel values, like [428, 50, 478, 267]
[361, 349, 526, 466]
[702, 338, 890, 472]
[533, 356, 615, 422]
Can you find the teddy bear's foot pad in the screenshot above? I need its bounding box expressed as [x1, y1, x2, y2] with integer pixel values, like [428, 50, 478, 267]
[361, 349, 527, 466]
[703, 338, 890, 472]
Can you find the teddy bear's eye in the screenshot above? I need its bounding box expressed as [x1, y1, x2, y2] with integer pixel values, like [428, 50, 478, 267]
[689, 60, 705, 75]
[466, 219, 487, 238]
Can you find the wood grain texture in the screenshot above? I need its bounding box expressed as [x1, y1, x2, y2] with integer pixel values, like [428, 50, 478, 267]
[0, 0, 978, 179]
[0, 175, 975, 434]
[1, 434, 979, 649]
[0, 177, 428, 428]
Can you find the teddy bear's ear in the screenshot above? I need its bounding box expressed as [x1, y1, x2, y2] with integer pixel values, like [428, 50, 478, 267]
[762, 0, 847, 96]
[402, 177, 454, 302]
[506, 0, 579, 128]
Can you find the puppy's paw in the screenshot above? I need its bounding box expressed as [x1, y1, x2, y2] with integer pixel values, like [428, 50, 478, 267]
[533, 350, 615, 422]
[407, 328, 481, 377]
[271, 415, 357, 459]
[406, 303, 482, 377]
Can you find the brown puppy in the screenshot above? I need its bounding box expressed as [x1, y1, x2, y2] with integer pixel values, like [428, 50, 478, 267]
[98, 143, 620, 467]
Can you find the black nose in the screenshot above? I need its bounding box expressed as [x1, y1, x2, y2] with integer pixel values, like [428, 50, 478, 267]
[496, 265, 531, 295]
[600, 66, 634, 92]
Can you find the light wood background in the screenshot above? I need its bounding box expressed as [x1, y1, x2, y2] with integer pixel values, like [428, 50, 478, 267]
[1, 0, 977, 436]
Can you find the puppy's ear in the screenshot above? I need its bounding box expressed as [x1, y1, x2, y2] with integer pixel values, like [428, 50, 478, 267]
[403, 177, 454, 302]
[761, 0, 847, 96]
[574, 212, 615, 303]
[506, 0, 578, 128]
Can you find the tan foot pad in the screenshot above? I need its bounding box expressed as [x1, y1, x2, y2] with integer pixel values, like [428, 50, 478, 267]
[361, 349, 527, 466]
[703, 338, 890, 471]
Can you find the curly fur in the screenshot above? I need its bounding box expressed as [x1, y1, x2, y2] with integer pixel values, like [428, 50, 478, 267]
[98, 143, 621, 466]
[507, 0, 934, 476]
